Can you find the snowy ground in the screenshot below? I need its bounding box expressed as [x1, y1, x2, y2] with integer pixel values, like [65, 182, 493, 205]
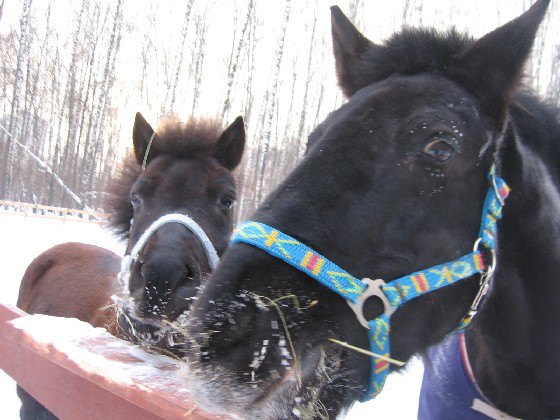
[0, 211, 423, 419]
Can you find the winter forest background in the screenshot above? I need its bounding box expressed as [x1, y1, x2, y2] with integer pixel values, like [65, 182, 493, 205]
[1, 0, 559, 223]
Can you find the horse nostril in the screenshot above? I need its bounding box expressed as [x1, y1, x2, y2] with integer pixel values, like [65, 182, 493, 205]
[181, 265, 195, 283]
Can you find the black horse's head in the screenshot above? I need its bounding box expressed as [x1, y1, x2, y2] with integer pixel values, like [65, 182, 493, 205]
[105, 113, 245, 337]
[186, 1, 549, 418]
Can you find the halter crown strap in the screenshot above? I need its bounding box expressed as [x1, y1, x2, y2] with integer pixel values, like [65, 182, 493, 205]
[230, 167, 509, 401]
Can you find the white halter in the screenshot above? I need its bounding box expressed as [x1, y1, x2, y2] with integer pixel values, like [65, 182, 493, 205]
[117, 213, 219, 290]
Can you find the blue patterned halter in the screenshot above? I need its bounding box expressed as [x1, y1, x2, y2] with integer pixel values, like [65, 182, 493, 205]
[231, 166, 510, 400]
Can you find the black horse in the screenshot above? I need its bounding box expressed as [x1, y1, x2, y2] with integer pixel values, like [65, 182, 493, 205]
[185, 1, 559, 418]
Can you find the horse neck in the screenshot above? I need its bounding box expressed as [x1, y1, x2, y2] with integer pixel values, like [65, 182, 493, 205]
[465, 126, 560, 418]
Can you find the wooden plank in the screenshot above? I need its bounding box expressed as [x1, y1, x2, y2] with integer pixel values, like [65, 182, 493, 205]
[0, 304, 222, 420]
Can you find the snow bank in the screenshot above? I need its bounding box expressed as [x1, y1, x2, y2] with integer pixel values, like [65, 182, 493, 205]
[11, 314, 192, 394]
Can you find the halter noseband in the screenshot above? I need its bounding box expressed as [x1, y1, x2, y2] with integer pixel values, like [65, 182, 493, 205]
[117, 213, 219, 291]
[231, 165, 509, 400]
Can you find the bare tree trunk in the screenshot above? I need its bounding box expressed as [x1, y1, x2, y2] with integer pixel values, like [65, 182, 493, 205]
[165, 0, 195, 114]
[549, 45, 560, 107]
[64, 0, 87, 195]
[242, 2, 258, 127]
[190, 14, 207, 115]
[72, 2, 103, 191]
[296, 9, 318, 152]
[3, 0, 33, 199]
[0, 122, 89, 209]
[222, 0, 254, 121]
[255, 0, 291, 202]
[313, 85, 325, 127]
[85, 0, 124, 207]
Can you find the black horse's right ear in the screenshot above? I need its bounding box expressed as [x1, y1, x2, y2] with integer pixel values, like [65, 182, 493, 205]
[213, 116, 245, 170]
[132, 112, 159, 165]
[454, 0, 550, 127]
[331, 5, 378, 97]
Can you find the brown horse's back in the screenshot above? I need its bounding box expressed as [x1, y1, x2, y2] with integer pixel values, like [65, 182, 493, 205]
[17, 242, 122, 335]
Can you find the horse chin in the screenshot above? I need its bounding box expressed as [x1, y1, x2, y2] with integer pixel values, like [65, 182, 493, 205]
[186, 342, 339, 419]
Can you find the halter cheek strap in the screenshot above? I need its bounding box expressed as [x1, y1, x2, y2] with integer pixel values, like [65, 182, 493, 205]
[118, 213, 219, 292]
[230, 166, 509, 401]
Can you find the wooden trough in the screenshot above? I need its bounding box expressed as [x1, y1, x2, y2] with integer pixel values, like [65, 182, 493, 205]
[0, 303, 222, 419]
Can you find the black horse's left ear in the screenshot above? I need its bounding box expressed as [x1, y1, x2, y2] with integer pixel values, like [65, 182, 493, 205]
[214, 116, 245, 170]
[455, 0, 550, 126]
[331, 5, 379, 97]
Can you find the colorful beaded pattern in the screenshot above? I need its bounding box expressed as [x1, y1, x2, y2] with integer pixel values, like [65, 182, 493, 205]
[231, 222, 366, 303]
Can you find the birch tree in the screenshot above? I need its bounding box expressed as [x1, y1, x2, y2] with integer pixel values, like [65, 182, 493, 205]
[165, 0, 195, 114]
[83, 0, 124, 207]
[222, 0, 254, 121]
[190, 13, 208, 115]
[3, 0, 33, 198]
[255, 0, 292, 202]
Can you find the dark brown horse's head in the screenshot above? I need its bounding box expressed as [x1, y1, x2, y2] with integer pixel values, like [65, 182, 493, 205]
[104, 112, 244, 347]
[184, 1, 550, 418]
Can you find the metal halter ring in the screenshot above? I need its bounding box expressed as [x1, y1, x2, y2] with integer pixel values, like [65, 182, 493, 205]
[347, 278, 395, 329]
[473, 238, 497, 277]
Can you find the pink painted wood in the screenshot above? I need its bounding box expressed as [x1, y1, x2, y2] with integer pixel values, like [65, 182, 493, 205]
[0, 303, 222, 419]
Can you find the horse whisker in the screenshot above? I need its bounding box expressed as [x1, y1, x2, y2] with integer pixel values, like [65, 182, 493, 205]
[268, 294, 319, 313]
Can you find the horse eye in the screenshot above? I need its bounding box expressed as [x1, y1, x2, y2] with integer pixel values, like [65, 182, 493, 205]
[220, 196, 235, 210]
[423, 139, 454, 162]
[130, 194, 142, 209]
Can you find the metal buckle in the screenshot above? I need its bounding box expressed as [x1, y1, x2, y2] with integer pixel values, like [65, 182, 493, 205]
[347, 278, 395, 329]
[467, 270, 492, 318]
[468, 239, 497, 319]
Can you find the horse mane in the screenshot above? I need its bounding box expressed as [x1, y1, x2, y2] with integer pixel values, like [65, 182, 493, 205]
[103, 116, 226, 240]
[510, 92, 560, 179]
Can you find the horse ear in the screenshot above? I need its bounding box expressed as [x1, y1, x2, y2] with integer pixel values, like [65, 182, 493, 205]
[331, 5, 378, 97]
[132, 112, 159, 165]
[455, 0, 550, 126]
[214, 116, 245, 170]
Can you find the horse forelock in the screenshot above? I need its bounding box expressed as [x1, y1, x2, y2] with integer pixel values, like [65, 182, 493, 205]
[350, 28, 472, 90]
[153, 116, 225, 159]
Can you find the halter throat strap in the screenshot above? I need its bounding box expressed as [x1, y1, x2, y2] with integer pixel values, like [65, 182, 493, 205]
[118, 213, 219, 290]
[231, 166, 509, 400]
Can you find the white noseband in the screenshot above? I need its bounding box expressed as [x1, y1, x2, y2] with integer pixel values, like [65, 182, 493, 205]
[117, 213, 219, 290]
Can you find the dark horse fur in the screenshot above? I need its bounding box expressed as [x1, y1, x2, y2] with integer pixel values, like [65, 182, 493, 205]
[16, 112, 245, 419]
[186, 1, 559, 418]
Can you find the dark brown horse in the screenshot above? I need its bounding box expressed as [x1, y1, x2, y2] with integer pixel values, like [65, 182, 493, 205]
[184, 1, 559, 419]
[16, 111, 245, 419]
